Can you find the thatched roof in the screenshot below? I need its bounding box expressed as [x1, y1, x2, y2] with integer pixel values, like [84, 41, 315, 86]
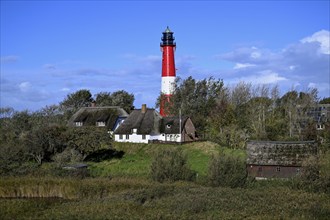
[246, 141, 317, 166]
[114, 109, 161, 135]
[160, 116, 189, 134]
[68, 106, 128, 129]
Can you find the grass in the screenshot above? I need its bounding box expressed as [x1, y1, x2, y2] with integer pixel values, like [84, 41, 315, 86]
[88, 141, 226, 179]
[1, 177, 329, 219]
[1, 142, 329, 219]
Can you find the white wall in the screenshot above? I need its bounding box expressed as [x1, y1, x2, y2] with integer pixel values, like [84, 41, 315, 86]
[165, 134, 181, 142]
[114, 133, 182, 143]
[149, 134, 182, 142]
[114, 134, 150, 144]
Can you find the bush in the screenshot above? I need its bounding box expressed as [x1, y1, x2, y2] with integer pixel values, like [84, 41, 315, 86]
[52, 148, 83, 166]
[301, 155, 320, 182]
[207, 153, 247, 188]
[150, 148, 196, 183]
[296, 153, 330, 194]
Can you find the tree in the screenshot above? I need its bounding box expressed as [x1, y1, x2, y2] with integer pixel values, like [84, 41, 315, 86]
[110, 90, 135, 113]
[66, 127, 111, 160]
[0, 107, 15, 118]
[22, 125, 68, 165]
[280, 90, 299, 139]
[156, 76, 224, 134]
[60, 89, 93, 117]
[94, 90, 134, 113]
[95, 92, 113, 106]
[30, 105, 66, 127]
[319, 97, 330, 104]
[230, 82, 252, 107]
[277, 89, 319, 140]
[229, 82, 252, 130]
[247, 97, 272, 139]
[0, 110, 26, 174]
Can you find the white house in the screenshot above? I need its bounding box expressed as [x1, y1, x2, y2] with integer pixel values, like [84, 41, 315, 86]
[114, 104, 196, 143]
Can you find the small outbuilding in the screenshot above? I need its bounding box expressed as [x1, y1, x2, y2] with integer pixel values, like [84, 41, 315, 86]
[246, 141, 318, 179]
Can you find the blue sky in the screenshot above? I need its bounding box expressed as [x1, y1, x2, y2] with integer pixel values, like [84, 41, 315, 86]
[1, 1, 329, 111]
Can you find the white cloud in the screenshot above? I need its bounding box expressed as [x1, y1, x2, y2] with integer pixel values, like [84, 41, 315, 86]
[308, 82, 329, 94]
[308, 82, 317, 88]
[289, 65, 297, 70]
[250, 51, 261, 59]
[217, 30, 329, 98]
[301, 30, 330, 54]
[233, 63, 256, 69]
[255, 71, 287, 84]
[233, 70, 287, 85]
[19, 81, 32, 92]
[60, 88, 70, 92]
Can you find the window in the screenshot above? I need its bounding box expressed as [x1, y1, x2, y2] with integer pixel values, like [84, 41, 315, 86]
[96, 121, 106, 127]
[75, 122, 83, 127]
[126, 134, 129, 140]
[142, 134, 146, 140]
[119, 135, 123, 140]
[276, 167, 281, 172]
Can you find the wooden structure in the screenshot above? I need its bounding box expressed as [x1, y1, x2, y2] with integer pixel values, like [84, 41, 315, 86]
[246, 141, 317, 179]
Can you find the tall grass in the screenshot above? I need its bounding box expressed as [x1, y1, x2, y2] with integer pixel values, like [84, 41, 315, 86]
[0, 177, 77, 199]
[1, 178, 329, 219]
[0, 177, 154, 199]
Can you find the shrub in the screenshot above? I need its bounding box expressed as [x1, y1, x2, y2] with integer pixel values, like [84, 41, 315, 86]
[150, 148, 196, 183]
[207, 153, 247, 188]
[297, 153, 330, 194]
[301, 155, 320, 182]
[52, 148, 83, 166]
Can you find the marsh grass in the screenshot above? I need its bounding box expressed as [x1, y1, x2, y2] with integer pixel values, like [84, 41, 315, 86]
[1, 178, 329, 219]
[0, 177, 77, 199]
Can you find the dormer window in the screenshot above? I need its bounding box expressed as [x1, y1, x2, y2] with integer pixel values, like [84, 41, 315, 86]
[75, 122, 83, 127]
[96, 121, 106, 127]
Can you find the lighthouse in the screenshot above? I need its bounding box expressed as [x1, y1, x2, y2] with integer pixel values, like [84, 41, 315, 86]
[160, 26, 176, 116]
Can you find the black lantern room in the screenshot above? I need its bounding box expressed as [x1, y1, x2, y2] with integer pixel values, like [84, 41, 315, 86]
[161, 26, 176, 46]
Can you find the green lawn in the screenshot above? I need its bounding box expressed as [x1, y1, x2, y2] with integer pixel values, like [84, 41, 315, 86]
[87, 141, 234, 179]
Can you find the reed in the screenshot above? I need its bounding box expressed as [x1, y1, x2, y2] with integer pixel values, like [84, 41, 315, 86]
[0, 177, 77, 199]
[1, 179, 329, 219]
[0, 176, 154, 200]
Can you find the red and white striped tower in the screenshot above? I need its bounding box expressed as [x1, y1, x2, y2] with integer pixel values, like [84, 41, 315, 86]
[160, 26, 176, 116]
